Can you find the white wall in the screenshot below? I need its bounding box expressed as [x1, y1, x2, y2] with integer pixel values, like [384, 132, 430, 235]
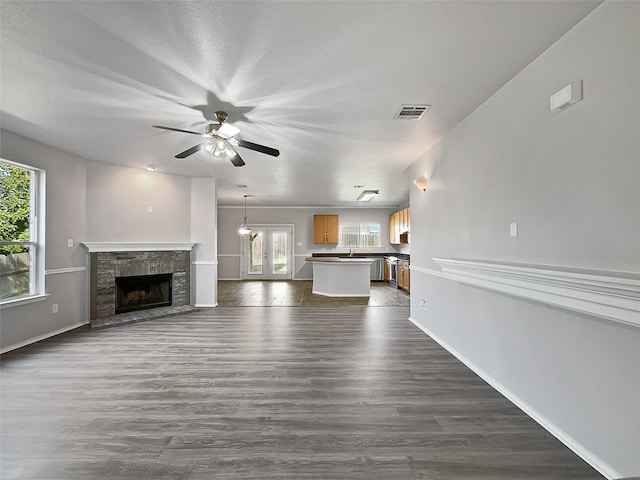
[217, 207, 399, 279]
[408, 2, 639, 477]
[86, 162, 191, 242]
[1, 130, 88, 351]
[1, 131, 199, 351]
[191, 178, 218, 306]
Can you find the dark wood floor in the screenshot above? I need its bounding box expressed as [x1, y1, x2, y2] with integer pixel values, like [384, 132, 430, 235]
[217, 280, 410, 307]
[1, 304, 602, 479]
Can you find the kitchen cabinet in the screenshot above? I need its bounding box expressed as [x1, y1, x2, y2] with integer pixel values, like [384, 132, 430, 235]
[389, 212, 398, 244]
[401, 208, 410, 233]
[389, 207, 410, 244]
[314, 214, 339, 244]
[398, 260, 410, 292]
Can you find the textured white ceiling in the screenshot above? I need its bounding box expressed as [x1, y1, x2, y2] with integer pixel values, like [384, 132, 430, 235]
[0, 1, 601, 206]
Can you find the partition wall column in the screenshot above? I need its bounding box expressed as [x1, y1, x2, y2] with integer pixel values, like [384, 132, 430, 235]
[190, 178, 218, 307]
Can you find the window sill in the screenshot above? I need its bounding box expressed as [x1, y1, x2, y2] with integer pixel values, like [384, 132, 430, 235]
[0, 294, 50, 310]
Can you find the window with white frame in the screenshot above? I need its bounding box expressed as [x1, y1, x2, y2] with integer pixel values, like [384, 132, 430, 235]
[339, 224, 381, 248]
[0, 159, 44, 302]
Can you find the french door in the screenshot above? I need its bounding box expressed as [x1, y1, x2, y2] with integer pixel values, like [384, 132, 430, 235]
[241, 225, 293, 280]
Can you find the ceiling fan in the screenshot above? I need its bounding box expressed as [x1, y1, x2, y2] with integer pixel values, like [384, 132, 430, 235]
[152, 111, 280, 167]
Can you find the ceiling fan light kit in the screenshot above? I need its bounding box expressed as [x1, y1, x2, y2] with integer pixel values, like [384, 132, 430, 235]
[152, 111, 279, 167]
[204, 140, 236, 158]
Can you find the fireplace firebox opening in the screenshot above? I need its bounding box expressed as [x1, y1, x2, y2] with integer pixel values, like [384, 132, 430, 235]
[115, 273, 172, 314]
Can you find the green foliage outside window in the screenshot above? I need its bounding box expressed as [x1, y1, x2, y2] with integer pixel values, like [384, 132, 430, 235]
[0, 162, 31, 254]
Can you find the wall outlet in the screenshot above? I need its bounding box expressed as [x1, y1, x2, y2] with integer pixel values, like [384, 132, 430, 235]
[510, 222, 518, 237]
[147, 206, 153, 214]
[67, 238, 74, 248]
[420, 299, 427, 311]
[52, 304, 59, 314]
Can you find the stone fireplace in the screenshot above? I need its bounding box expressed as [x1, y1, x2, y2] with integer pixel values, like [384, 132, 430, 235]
[82, 243, 196, 329]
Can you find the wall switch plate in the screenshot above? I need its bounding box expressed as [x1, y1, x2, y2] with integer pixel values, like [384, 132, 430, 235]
[67, 239, 74, 248]
[510, 222, 518, 237]
[147, 206, 153, 214]
[52, 304, 59, 314]
[420, 299, 427, 311]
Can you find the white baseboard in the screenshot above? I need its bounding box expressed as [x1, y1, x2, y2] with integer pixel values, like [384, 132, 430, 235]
[1, 321, 88, 354]
[194, 303, 218, 308]
[407, 316, 622, 480]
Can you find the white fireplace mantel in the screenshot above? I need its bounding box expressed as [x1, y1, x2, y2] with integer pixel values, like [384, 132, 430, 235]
[81, 242, 196, 253]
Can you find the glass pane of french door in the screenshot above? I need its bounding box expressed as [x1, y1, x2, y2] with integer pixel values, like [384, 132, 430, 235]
[248, 231, 263, 275]
[242, 226, 292, 280]
[271, 231, 288, 275]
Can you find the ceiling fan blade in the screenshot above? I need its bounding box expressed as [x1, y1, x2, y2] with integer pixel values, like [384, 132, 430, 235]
[229, 148, 246, 167]
[218, 123, 240, 139]
[175, 143, 207, 158]
[153, 125, 203, 136]
[237, 139, 280, 157]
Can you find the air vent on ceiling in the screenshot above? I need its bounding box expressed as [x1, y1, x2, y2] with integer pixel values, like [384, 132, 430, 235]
[394, 104, 430, 120]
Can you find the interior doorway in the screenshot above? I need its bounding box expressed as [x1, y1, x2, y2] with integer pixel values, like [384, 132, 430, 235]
[240, 225, 293, 280]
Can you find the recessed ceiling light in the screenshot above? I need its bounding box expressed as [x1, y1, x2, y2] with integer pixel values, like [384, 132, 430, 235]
[357, 190, 379, 202]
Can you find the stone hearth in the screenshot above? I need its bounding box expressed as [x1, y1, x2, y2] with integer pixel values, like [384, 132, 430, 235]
[84, 243, 195, 329]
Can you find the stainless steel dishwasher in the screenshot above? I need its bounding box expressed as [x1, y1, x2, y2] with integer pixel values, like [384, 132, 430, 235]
[370, 257, 384, 281]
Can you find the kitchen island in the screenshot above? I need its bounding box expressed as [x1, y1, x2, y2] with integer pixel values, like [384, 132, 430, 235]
[305, 257, 375, 297]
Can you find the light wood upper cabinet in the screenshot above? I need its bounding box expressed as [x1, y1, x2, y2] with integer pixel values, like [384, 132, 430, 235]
[325, 215, 339, 243]
[389, 212, 398, 244]
[314, 214, 339, 244]
[389, 207, 410, 244]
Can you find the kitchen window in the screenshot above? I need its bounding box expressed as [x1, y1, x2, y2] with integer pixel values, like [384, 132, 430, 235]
[0, 159, 45, 303]
[339, 224, 381, 248]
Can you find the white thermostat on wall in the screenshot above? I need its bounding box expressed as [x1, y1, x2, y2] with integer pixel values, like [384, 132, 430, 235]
[550, 81, 583, 113]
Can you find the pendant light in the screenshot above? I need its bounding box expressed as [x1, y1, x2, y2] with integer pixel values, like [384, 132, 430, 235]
[239, 195, 251, 235]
